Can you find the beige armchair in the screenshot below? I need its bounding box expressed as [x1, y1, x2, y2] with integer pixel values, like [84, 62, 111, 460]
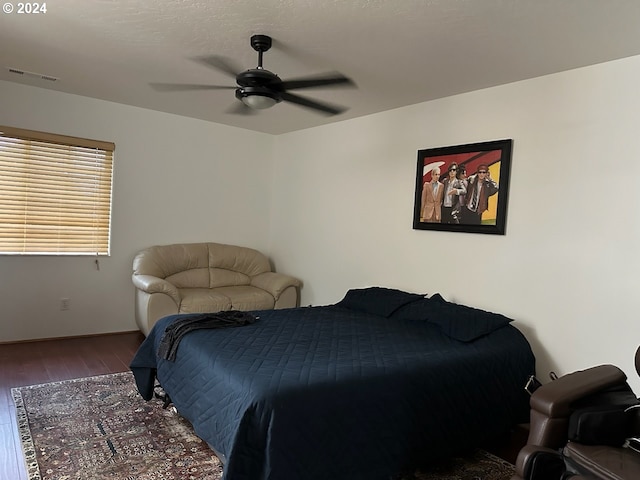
[132, 242, 302, 335]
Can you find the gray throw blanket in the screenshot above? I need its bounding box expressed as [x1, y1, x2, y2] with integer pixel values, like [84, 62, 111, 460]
[157, 310, 257, 361]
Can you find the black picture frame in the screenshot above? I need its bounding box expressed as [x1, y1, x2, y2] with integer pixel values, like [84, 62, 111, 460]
[412, 139, 512, 235]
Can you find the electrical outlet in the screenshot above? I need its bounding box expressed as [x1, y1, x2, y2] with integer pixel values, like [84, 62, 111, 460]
[60, 298, 70, 311]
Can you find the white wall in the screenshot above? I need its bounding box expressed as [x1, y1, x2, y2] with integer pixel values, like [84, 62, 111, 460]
[0, 81, 274, 342]
[2, 55, 639, 393]
[269, 55, 640, 391]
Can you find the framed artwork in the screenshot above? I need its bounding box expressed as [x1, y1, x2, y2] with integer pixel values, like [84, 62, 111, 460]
[412, 139, 512, 235]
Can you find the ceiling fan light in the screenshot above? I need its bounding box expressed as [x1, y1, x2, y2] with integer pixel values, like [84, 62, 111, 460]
[241, 94, 277, 110]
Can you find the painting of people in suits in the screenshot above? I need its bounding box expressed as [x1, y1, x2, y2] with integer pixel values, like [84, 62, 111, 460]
[413, 140, 512, 235]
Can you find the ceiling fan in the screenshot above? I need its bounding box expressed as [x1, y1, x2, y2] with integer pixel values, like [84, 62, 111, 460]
[150, 34, 356, 116]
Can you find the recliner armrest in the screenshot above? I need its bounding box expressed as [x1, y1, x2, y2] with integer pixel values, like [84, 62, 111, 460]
[514, 445, 563, 480]
[251, 272, 302, 300]
[132, 274, 181, 305]
[531, 365, 627, 418]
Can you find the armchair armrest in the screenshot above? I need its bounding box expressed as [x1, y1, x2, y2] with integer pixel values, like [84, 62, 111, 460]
[531, 365, 627, 418]
[251, 272, 302, 300]
[526, 365, 628, 449]
[131, 274, 181, 305]
[513, 445, 566, 480]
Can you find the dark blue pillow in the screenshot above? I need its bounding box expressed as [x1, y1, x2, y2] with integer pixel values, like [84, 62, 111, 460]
[429, 293, 447, 303]
[337, 287, 425, 317]
[390, 297, 437, 321]
[425, 294, 513, 342]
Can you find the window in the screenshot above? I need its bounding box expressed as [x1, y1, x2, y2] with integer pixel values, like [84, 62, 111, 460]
[0, 126, 114, 255]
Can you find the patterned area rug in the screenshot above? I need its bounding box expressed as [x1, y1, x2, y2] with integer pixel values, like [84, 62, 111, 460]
[399, 450, 515, 480]
[12, 372, 515, 480]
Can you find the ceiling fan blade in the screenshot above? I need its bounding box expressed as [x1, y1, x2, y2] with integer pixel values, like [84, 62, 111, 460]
[150, 83, 236, 92]
[280, 92, 347, 115]
[226, 102, 258, 115]
[279, 73, 355, 91]
[193, 55, 243, 78]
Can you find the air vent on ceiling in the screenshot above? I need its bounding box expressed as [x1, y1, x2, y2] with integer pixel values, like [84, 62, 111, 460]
[7, 67, 58, 82]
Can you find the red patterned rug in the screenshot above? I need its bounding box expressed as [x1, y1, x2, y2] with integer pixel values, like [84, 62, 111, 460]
[12, 372, 223, 480]
[12, 372, 515, 480]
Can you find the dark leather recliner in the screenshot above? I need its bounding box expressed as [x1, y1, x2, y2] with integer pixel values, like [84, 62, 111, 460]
[511, 347, 640, 480]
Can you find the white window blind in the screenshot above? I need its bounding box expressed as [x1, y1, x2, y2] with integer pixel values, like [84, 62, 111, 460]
[0, 126, 115, 255]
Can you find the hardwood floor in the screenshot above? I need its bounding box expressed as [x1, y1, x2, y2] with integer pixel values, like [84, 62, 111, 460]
[0, 331, 144, 480]
[0, 331, 526, 479]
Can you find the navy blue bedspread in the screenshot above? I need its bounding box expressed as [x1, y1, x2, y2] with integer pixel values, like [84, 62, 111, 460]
[131, 305, 535, 480]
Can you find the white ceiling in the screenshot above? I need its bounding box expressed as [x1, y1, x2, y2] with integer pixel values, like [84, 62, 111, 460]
[2, 0, 640, 135]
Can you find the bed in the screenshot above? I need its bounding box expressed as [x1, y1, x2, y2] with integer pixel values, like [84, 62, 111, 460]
[130, 287, 535, 480]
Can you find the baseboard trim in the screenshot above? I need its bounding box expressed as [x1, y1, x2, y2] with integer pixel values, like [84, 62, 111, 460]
[0, 330, 143, 346]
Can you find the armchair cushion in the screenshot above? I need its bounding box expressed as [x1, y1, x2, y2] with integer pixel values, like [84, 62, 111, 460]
[567, 386, 640, 446]
[178, 288, 232, 314]
[564, 443, 640, 479]
[212, 286, 274, 311]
